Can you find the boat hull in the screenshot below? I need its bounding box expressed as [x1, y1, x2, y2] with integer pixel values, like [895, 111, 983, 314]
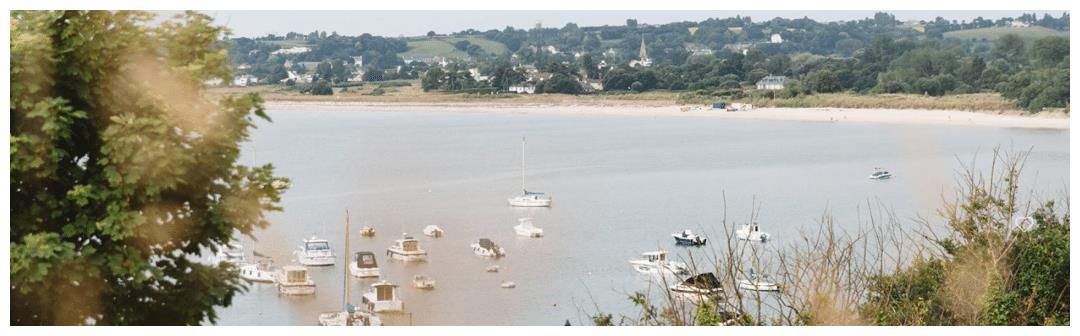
[508, 198, 552, 207]
[673, 236, 706, 246]
[239, 265, 276, 283]
[349, 266, 381, 278]
[296, 255, 336, 266]
[738, 280, 780, 292]
[277, 283, 316, 296]
[515, 227, 544, 238]
[362, 294, 404, 313]
[387, 249, 427, 262]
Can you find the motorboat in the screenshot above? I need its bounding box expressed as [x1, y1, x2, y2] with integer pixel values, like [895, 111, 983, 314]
[276, 265, 316, 296]
[211, 241, 246, 266]
[294, 236, 335, 266]
[423, 225, 444, 238]
[514, 217, 544, 238]
[486, 264, 500, 273]
[672, 229, 706, 246]
[471, 238, 506, 258]
[735, 223, 771, 243]
[361, 280, 405, 312]
[628, 250, 690, 277]
[412, 275, 436, 290]
[349, 251, 380, 278]
[318, 306, 382, 326]
[359, 226, 376, 237]
[386, 234, 428, 262]
[868, 168, 893, 180]
[670, 272, 724, 302]
[239, 259, 276, 283]
[738, 269, 780, 292]
[508, 137, 552, 207]
[500, 281, 517, 289]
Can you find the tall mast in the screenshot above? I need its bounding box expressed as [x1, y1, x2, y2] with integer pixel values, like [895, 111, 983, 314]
[343, 209, 350, 312]
[521, 136, 526, 193]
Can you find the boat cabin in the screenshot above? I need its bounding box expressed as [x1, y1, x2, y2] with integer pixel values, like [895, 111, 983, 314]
[282, 266, 310, 284]
[643, 251, 669, 263]
[399, 237, 419, 252]
[305, 240, 330, 251]
[354, 251, 377, 269]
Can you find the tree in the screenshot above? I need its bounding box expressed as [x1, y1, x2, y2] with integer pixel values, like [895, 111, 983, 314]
[1029, 36, 1069, 67]
[309, 80, 334, 95]
[421, 68, 445, 91]
[10, 11, 288, 325]
[426, 30, 436, 38]
[315, 61, 332, 82]
[992, 34, 1026, 63]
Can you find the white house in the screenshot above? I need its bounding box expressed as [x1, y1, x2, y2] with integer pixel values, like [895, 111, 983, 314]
[468, 68, 489, 82]
[270, 46, 312, 55]
[232, 74, 259, 86]
[1010, 20, 1031, 28]
[756, 75, 787, 90]
[770, 33, 784, 44]
[508, 84, 536, 94]
[351, 56, 364, 67]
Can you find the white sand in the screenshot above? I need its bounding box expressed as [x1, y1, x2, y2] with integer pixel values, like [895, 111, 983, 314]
[264, 101, 1069, 129]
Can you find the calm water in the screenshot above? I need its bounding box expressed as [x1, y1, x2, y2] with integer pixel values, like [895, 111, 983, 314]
[214, 109, 1068, 326]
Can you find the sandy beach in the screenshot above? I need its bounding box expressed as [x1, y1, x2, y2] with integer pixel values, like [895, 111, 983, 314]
[264, 101, 1070, 129]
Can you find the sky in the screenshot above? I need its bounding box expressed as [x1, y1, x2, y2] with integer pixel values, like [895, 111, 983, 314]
[165, 10, 1066, 38]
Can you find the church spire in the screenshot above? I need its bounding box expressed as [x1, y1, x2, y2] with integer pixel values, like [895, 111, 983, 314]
[639, 36, 648, 61]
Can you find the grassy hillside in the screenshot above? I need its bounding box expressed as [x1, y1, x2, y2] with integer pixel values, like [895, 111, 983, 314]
[400, 36, 509, 59]
[943, 26, 1068, 42]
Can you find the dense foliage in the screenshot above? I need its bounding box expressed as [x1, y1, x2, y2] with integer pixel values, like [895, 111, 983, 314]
[10, 11, 289, 325]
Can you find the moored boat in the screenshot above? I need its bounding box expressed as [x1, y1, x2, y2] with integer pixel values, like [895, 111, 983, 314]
[423, 225, 444, 238]
[412, 275, 436, 290]
[349, 251, 380, 278]
[239, 259, 276, 283]
[294, 236, 336, 266]
[471, 238, 506, 258]
[738, 269, 780, 292]
[361, 280, 405, 313]
[735, 223, 771, 243]
[276, 265, 316, 296]
[514, 217, 544, 238]
[386, 234, 428, 262]
[869, 168, 893, 180]
[672, 229, 706, 246]
[629, 250, 690, 278]
[670, 272, 724, 302]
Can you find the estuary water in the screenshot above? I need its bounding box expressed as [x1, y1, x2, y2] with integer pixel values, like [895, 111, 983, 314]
[214, 109, 1068, 326]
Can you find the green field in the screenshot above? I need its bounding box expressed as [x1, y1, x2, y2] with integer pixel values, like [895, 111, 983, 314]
[943, 26, 1068, 42]
[400, 36, 509, 60]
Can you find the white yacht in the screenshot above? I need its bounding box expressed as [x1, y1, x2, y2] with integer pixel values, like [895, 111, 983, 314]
[629, 250, 690, 277]
[869, 168, 893, 180]
[412, 275, 436, 290]
[670, 272, 724, 302]
[275, 265, 316, 296]
[386, 234, 428, 262]
[423, 225, 444, 238]
[239, 259, 276, 283]
[508, 136, 552, 207]
[361, 280, 405, 313]
[349, 251, 380, 278]
[672, 229, 707, 246]
[471, 238, 506, 258]
[294, 236, 335, 266]
[735, 223, 771, 243]
[738, 269, 780, 292]
[514, 217, 544, 238]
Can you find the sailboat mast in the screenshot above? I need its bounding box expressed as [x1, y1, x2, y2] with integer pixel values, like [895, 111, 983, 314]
[343, 209, 350, 311]
[521, 136, 526, 193]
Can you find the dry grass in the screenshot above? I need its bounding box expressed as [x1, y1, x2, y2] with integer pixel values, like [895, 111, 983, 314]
[749, 93, 1024, 113]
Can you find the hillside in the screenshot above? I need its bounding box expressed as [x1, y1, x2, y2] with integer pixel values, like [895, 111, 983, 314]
[400, 36, 509, 60]
[944, 26, 1068, 42]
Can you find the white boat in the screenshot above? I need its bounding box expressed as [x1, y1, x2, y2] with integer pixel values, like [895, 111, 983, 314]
[412, 275, 436, 290]
[629, 250, 690, 277]
[485, 264, 500, 273]
[386, 234, 428, 262]
[294, 236, 336, 266]
[361, 280, 405, 313]
[276, 265, 316, 296]
[500, 281, 517, 289]
[359, 226, 376, 237]
[514, 217, 544, 238]
[211, 241, 246, 266]
[318, 209, 383, 327]
[508, 136, 552, 207]
[349, 251, 380, 278]
[735, 223, 770, 243]
[423, 225, 444, 238]
[738, 269, 780, 292]
[670, 272, 724, 302]
[868, 168, 893, 180]
[672, 229, 706, 246]
[471, 238, 506, 258]
[239, 259, 276, 283]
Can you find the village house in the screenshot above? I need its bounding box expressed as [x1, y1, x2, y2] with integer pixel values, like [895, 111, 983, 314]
[232, 74, 259, 86]
[770, 33, 784, 44]
[351, 56, 364, 67]
[756, 75, 787, 90]
[468, 68, 489, 82]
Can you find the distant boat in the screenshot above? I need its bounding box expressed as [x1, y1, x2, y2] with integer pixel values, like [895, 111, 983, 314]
[869, 168, 893, 180]
[485, 264, 500, 273]
[500, 281, 517, 289]
[514, 217, 544, 238]
[412, 274, 436, 290]
[423, 225, 444, 238]
[275, 265, 316, 296]
[349, 251, 380, 278]
[294, 236, 336, 266]
[508, 137, 552, 207]
[239, 259, 276, 283]
[359, 226, 376, 237]
[471, 238, 507, 258]
[670, 272, 724, 302]
[735, 223, 770, 243]
[629, 250, 690, 277]
[386, 234, 428, 262]
[361, 280, 405, 313]
[672, 229, 706, 246]
[738, 269, 780, 292]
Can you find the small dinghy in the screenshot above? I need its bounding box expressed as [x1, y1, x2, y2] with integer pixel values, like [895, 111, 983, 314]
[738, 269, 780, 292]
[500, 281, 517, 289]
[423, 225, 444, 238]
[629, 250, 690, 277]
[670, 272, 724, 302]
[672, 229, 706, 246]
[359, 226, 376, 237]
[868, 168, 892, 180]
[386, 234, 428, 262]
[471, 238, 506, 258]
[735, 223, 770, 243]
[412, 274, 436, 290]
[514, 217, 544, 238]
[486, 264, 501, 273]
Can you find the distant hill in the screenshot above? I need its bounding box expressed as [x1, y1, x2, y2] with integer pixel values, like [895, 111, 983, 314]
[944, 26, 1068, 42]
[400, 36, 509, 60]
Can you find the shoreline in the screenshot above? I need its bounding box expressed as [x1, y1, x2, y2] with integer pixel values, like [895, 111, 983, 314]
[263, 100, 1070, 129]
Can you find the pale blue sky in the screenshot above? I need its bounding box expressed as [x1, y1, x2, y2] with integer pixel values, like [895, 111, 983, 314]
[155, 10, 1065, 38]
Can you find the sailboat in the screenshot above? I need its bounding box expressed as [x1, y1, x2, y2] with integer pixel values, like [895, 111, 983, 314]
[508, 136, 552, 207]
[318, 209, 382, 326]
